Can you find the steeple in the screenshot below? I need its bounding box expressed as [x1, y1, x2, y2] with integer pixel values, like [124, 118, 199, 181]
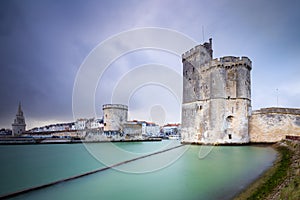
[12, 102, 26, 136]
[17, 102, 23, 116]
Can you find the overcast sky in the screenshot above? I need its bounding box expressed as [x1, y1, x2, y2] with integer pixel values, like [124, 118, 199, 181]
[1, 0, 300, 129]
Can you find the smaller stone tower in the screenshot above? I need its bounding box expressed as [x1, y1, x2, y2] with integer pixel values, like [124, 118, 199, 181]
[103, 104, 128, 132]
[12, 102, 26, 136]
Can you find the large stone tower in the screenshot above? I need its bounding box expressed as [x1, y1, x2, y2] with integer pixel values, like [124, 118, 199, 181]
[12, 102, 26, 136]
[181, 39, 252, 144]
[103, 104, 128, 132]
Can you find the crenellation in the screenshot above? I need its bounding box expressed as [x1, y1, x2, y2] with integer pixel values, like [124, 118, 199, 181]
[210, 56, 251, 68]
[182, 39, 213, 67]
[182, 46, 198, 59]
[182, 44, 209, 59]
[103, 104, 128, 110]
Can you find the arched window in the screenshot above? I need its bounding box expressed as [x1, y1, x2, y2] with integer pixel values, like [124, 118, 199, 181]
[226, 116, 233, 123]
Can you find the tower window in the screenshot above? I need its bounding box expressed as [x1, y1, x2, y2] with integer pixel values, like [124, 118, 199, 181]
[228, 134, 232, 139]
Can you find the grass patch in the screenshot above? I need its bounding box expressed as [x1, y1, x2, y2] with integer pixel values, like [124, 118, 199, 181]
[234, 144, 294, 200]
[279, 141, 300, 200]
[246, 146, 292, 200]
[280, 176, 300, 200]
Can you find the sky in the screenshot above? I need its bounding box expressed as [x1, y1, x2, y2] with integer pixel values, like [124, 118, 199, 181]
[0, 0, 300, 129]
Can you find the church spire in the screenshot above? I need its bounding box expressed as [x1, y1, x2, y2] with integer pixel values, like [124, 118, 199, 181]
[17, 102, 23, 116]
[12, 102, 26, 136]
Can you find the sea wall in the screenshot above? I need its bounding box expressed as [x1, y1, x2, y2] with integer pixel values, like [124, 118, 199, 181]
[249, 107, 300, 143]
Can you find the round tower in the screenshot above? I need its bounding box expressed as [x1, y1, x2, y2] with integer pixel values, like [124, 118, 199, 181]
[103, 104, 128, 132]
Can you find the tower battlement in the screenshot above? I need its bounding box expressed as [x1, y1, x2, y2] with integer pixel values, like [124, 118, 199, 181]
[103, 104, 128, 111]
[182, 38, 213, 60]
[210, 56, 252, 69]
[182, 45, 204, 59]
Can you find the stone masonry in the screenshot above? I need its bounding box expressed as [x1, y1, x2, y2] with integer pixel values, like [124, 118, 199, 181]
[250, 108, 300, 143]
[181, 39, 252, 144]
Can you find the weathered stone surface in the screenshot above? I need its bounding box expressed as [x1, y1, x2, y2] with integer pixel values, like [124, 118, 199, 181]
[181, 39, 251, 144]
[103, 104, 128, 132]
[249, 108, 300, 143]
[123, 122, 142, 137]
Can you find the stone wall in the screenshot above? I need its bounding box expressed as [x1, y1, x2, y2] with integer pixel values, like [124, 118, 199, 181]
[249, 108, 300, 143]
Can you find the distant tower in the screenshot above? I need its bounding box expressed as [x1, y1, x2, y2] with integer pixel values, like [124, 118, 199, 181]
[103, 104, 128, 132]
[181, 39, 252, 144]
[12, 102, 26, 136]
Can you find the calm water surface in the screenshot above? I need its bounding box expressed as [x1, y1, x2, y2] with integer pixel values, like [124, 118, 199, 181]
[0, 141, 277, 200]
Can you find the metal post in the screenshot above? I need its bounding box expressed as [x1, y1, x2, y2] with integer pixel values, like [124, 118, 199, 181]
[276, 88, 279, 107]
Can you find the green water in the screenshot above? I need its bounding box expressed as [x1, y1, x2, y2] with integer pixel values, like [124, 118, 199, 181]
[0, 141, 277, 200]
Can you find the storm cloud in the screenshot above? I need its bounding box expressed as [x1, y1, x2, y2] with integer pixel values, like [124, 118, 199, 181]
[1, 0, 299, 129]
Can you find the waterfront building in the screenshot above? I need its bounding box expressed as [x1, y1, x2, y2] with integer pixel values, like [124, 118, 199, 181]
[12, 102, 26, 136]
[128, 120, 160, 136]
[163, 123, 181, 136]
[75, 119, 88, 130]
[143, 122, 160, 136]
[73, 118, 103, 131]
[123, 121, 143, 138]
[89, 118, 104, 129]
[29, 122, 75, 133]
[0, 129, 12, 135]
